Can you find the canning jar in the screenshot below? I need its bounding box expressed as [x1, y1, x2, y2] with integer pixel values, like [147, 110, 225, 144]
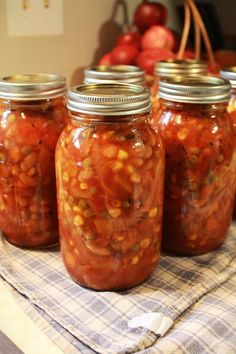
[56, 83, 164, 290]
[151, 59, 208, 131]
[0, 73, 67, 247]
[220, 67, 236, 217]
[156, 76, 236, 255]
[84, 65, 145, 86]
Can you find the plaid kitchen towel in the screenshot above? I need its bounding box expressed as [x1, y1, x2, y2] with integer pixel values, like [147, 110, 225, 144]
[1, 223, 236, 354]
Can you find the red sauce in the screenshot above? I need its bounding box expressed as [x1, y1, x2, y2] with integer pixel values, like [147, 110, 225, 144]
[56, 115, 164, 290]
[157, 100, 236, 255]
[0, 97, 67, 247]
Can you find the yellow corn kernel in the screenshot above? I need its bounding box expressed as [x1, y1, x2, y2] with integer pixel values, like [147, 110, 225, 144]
[108, 208, 121, 218]
[65, 203, 71, 212]
[102, 145, 118, 158]
[116, 235, 124, 241]
[112, 161, 123, 172]
[73, 205, 82, 212]
[68, 166, 77, 177]
[82, 158, 92, 168]
[144, 145, 153, 158]
[69, 239, 74, 247]
[131, 172, 141, 183]
[126, 164, 134, 175]
[74, 215, 84, 226]
[140, 238, 151, 249]
[149, 207, 158, 218]
[80, 182, 88, 190]
[177, 128, 188, 140]
[131, 256, 139, 265]
[63, 172, 69, 182]
[117, 149, 128, 160]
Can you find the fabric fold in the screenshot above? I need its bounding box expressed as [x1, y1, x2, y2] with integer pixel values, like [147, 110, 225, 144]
[1, 223, 236, 354]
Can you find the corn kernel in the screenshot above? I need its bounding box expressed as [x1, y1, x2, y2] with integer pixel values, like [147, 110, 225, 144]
[74, 215, 84, 226]
[131, 256, 139, 265]
[112, 161, 123, 172]
[140, 238, 151, 248]
[65, 203, 71, 212]
[80, 182, 88, 190]
[126, 164, 134, 175]
[177, 128, 188, 140]
[108, 208, 121, 218]
[149, 207, 158, 218]
[131, 172, 141, 183]
[73, 205, 82, 212]
[82, 158, 92, 168]
[117, 149, 128, 160]
[103, 145, 118, 158]
[68, 166, 77, 177]
[63, 172, 69, 182]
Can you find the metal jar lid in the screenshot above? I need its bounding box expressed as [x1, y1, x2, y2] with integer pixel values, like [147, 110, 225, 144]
[0, 73, 66, 100]
[154, 59, 208, 78]
[68, 83, 151, 116]
[84, 65, 145, 85]
[159, 76, 231, 104]
[220, 67, 236, 89]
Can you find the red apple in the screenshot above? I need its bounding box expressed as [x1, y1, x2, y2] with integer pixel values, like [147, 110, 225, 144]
[111, 45, 140, 65]
[182, 50, 195, 59]
[116, 31, 141, 48]
[141, 25, 175, 51]
[134, 1, 168, 33]
[98, 52, 112, 65]
[136, 48, 174, 75]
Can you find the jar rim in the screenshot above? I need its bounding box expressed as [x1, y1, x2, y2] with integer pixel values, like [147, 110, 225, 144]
[154, 59, 208, 77]
[159, 76, 231, 104]
[68, 83, 151, 116]
[84, 65, 145, 85]
[0, 73, 66, 100]
[220, 67, 236, 88]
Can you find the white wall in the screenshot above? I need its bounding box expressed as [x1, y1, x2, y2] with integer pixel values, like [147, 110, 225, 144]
[1, 0, 233, 86]
[0, 0, 178, 85]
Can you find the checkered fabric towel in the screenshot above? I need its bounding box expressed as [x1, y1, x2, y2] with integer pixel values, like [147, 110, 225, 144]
[1, 223, 236, 354]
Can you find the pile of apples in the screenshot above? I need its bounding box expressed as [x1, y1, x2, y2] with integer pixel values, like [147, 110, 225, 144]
[98, 0, 190, 75]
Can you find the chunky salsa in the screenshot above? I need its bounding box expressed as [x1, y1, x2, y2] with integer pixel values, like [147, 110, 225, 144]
[0, 97, 67, 247]
[56, 116, 164, 290]
[157, 100, 236, 255]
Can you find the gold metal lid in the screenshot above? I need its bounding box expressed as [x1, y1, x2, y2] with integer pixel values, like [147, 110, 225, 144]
[68, 83, 151, 116]
[84, 65, 145, 85]
[220, 67, 236, 89]
[154, 59, 208, 78]
[159, 76, 231, 104]
[0, 73, 66, 100]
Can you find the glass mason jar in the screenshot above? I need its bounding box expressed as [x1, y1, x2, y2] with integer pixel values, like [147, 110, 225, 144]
[84, 65, 145, 86]
[56, 83, 165, 290]
[220, 67, 236, 218]
[156, 76, 236, 255]
[151, 59, 208, 131]
[0, 73, 67, 248]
